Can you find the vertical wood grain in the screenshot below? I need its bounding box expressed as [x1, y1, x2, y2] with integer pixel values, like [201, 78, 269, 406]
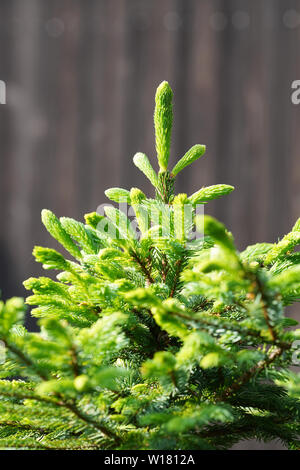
[0, 0, 299, 320]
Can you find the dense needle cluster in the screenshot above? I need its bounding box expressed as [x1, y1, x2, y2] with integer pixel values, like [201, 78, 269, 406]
[0, 81, 300, 450]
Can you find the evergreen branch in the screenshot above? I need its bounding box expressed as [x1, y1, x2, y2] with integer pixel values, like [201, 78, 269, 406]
[0, 81, 299, 450]
[189, 185, 234, 204]
[254, 274, 278, 342]
[262, 304, 276, 341]
[161, 254, 170, 282]
[171, 145, 206, 177]
[216, 345, 289, 402]
[0, 337, 119, 444]
[154, 81, 173, 172]
[0, 440, 53, 450]
[2, 339, 49, 381]
[195, 413, 300, 447]
[169, 257, 185, 298]
[156, 171, 175, 203]
[133, 153, 159, 189]
[0, 390, 65, 407]
[0, 421, 47, 435]
[69, 345, 80, 377]
[130, 250, 154, 285]
[0, 389, 120, 445]
[169, 310, 290, 349]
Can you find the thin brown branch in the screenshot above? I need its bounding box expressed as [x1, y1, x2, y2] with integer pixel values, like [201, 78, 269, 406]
[0, 389, 120, 445]
[0, 337, 120, 444]
[168, 307, 290, 402]
[216, 345, 287, 402]
[0, 390, 65, 407]
[161, 254, 170, 282]
[64, 402, 120, 443]
[262, 303, 276, 341]
[0, 420, 47, 434]
[169, 310, 290, 349]
[2, 340, 49, 381]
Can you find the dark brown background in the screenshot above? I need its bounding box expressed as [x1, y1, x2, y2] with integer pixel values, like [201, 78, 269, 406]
[1, 1, 300, 299]
[0, 0, 299, 450]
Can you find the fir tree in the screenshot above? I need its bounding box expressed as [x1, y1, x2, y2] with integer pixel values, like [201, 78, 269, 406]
[0, 81, 300, 450]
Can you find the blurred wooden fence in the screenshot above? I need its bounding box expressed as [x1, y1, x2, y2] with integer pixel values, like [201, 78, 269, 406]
[0, 0, 299, 326]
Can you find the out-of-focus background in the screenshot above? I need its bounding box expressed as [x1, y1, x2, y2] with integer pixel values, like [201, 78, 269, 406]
[0, 0, 299, 450]
[1, 0, 300, 303]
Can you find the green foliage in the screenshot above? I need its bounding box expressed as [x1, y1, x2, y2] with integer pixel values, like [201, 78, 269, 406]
[133, 152, 159, 189]
[0, 81, 299, 450]
[105, 187, 131, 204]
[171, 144, 206, 177]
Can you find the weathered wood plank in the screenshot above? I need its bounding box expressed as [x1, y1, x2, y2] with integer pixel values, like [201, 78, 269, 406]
[0, 0, 298, 328]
